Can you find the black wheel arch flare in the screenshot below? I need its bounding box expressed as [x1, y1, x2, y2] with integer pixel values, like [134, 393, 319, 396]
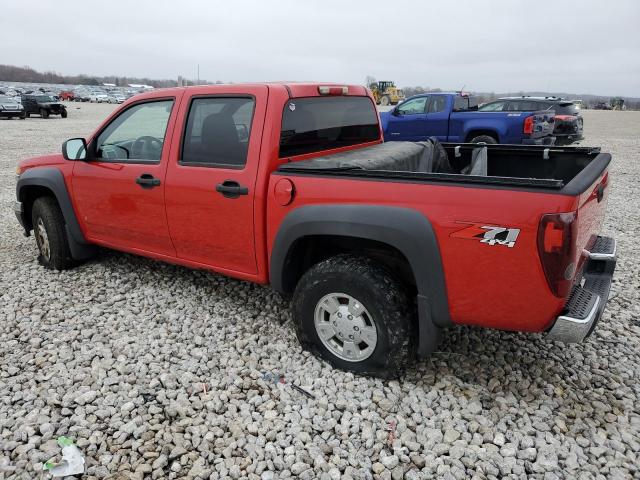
[16, 167, 97, 260]
[270, 204, 451, 357]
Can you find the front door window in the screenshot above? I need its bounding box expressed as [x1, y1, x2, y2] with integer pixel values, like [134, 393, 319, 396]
[95, 100, 174, 162]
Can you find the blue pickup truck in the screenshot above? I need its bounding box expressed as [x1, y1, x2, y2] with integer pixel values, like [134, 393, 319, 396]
[380, 93, 556, 145]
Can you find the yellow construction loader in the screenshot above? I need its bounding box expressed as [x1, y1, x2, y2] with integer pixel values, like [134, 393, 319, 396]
[369, 81, 405, 106]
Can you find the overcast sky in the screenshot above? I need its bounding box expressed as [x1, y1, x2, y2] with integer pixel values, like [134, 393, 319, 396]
[3, 0, 639, 96]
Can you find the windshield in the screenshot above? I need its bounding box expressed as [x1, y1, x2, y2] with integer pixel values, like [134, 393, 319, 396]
[279, 96, 379, 158]
[0, 96, 17, 103]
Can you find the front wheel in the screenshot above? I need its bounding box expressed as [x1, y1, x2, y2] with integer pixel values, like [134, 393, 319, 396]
[31, 197, 75, 270]
[292, 255, 416, 378]
[61, 110, 67, 118]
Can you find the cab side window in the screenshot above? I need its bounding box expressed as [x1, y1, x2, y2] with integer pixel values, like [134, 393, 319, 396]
[427, 96, 447, 113]
[181, 97, 255, 168]
[397, 97, 428, 115]
[96, 100, 174, 162]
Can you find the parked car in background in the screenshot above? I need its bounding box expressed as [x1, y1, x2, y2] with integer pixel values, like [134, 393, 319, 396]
[593, 102, 612, 110]
[380, 93, 556, 145]
[89, 93, 109, 103]
[20, 94, 67, 118]
[108, 93, 126, 104]
[479, 97, 583, 145]
[58, 91, 75, 101]
[0, 95, 26, 119]
[74, 91, 91, 102]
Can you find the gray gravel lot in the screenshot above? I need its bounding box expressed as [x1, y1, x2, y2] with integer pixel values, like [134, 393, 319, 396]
[1, 103, 639, 479]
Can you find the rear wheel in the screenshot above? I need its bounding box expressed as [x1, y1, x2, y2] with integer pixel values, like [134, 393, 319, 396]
[31, 197, 75, 270]
[292, 254, 416, 378]
[469, 134, 497, 144]
[380, 95, 390, 106]
[61, 110, 67, 118]
[40, 108, 49, 119]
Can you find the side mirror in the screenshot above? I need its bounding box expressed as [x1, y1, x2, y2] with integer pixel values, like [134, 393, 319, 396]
[62, 138, 87, 160]
[392, 108, 402, 117]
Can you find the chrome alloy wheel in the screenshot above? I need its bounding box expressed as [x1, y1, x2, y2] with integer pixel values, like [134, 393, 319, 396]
[314, 293, 377, 362]
[35, 217, 50, 261]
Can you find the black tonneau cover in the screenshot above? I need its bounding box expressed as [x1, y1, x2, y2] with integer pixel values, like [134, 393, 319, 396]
[280, 140, 454, 173]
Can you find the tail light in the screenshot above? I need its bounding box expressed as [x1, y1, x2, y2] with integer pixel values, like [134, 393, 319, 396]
[523, 115, 534, 134]
[537, 212, 578, 298]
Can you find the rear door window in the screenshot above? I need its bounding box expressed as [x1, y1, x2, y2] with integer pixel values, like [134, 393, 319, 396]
[279, 96, 379, 158]
[427, 96, 447, 113]
[181, 97, 255, 167]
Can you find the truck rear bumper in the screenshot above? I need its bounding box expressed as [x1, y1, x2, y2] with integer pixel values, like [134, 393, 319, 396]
[547, 236, 616, 343]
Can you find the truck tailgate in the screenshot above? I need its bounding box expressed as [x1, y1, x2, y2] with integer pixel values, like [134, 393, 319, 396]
[574, 166, 611, 275]
[538, 151, 612, 301]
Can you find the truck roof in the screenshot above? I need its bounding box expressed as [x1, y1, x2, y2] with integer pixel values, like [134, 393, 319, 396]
[130, 82, 369, 101]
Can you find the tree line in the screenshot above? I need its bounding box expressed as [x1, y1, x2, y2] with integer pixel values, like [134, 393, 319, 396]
[0, 64, 185, 88]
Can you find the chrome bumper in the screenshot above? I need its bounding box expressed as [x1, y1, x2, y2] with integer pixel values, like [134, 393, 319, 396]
[548, 236, 616, 343]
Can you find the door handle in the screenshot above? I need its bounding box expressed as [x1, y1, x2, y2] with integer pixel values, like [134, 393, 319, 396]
[136, 174, 161, 189]
[216, 180, 249, 199]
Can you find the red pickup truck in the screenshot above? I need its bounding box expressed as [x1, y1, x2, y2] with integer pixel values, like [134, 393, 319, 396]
[15, 83, 616, 377]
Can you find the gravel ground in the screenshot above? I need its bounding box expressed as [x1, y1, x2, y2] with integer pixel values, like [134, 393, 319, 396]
[1, 104, 639, 479]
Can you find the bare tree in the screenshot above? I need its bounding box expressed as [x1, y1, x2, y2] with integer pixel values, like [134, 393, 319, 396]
[365, 75, 376, 88]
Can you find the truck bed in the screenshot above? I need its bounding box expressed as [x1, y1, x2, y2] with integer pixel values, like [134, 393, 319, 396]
[278, 140, 610, 194]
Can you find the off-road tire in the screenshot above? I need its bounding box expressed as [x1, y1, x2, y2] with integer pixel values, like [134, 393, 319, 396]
[19, 111, 26, 120]
[380, 95, 390, 106]
[292, 254, 416, 378]
[469, 134, 497, 144]
[40, 108, 49, 119]
[31, 197, 75, 270]
[61, 110, 67, 118]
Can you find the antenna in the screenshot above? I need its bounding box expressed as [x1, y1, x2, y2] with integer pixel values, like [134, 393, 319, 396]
[459, 84, 466, 95]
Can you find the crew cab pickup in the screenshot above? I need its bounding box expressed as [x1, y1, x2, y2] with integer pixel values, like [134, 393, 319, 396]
[15, 83, 616, 377]
[380, 92, 556, 145]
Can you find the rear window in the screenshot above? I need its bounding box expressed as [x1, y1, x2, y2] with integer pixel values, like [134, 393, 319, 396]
[279, 96, 379, 158]
[453, 96, 479, 111]
[505, 101, 545, 112]
[552, 103, 580, 115]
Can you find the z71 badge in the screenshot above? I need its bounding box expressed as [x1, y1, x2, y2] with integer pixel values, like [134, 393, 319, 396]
[451, 224, 520, 248]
